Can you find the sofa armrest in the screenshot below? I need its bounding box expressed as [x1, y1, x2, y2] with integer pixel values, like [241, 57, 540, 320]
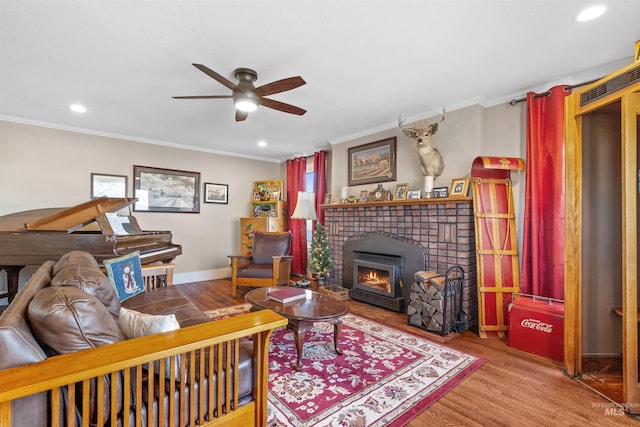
[0, 310, 288, 427]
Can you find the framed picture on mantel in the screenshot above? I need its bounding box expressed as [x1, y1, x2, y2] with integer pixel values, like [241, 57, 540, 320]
[449, 178, 470, 198]
[432, 187, 448, 198]
[348, 137, 397, 186]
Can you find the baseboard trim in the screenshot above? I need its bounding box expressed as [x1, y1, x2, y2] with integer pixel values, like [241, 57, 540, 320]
[174, 267, 231, 285]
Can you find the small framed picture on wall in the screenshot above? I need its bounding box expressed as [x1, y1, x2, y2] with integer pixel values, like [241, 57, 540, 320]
[204, 183, 228, 204]
[91, 173, 127, 199]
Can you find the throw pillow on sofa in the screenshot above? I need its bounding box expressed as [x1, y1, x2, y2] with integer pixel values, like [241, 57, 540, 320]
[104, 251, 145, 302]
[118, 307, 180, 339]
[118, 307, 182, 380]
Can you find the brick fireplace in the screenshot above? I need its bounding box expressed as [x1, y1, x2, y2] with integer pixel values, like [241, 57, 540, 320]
[321, 199, 478, 331]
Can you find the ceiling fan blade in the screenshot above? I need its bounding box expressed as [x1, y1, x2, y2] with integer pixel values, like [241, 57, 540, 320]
[235, 110, 249, 122]
[172, 95, 233, 99]
[260, 98, 306, 115]
[192, 64, 238, 91]
[255, 76, 306, 97]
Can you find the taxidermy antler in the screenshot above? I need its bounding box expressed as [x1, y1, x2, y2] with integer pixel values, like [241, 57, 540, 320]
[398, 108, 446, 177]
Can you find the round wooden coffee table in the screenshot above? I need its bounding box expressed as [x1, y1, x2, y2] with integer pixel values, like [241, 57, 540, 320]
[245, 287, 350, 370]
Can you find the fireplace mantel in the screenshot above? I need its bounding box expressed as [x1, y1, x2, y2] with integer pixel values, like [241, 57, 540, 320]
[321, 196, 478, 331]
[320, 196, 472, 210]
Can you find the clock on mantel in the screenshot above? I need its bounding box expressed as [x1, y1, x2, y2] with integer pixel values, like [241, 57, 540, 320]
[368, 184, 392, 202]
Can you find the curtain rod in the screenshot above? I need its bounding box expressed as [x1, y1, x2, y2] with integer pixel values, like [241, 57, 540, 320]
[508, 77, 601, 106]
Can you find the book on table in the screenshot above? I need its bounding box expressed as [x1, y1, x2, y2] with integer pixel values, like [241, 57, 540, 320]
[268, 288, 307, 303]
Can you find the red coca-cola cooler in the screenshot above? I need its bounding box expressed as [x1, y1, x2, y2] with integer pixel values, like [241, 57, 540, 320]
[508, 294, 564, 361]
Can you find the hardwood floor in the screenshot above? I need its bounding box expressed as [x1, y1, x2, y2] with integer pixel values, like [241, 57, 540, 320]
[178, 278, 639, 426]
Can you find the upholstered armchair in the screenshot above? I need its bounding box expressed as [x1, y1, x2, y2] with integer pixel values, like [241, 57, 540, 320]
[229, 231, 293, 298]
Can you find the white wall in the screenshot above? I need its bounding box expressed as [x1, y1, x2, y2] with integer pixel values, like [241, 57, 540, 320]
[0, 120, 282, 289]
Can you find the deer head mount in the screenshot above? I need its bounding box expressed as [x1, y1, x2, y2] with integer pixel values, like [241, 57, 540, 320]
[399, 108, 446, 177]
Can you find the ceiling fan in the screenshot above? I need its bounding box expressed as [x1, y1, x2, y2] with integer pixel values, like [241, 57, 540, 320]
[173, 64, 307, 121]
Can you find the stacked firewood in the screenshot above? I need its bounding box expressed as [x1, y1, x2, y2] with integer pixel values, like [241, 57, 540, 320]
[407, 271, 448, 333]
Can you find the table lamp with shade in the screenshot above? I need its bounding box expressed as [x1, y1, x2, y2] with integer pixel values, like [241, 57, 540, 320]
[290, 191, 317, 287]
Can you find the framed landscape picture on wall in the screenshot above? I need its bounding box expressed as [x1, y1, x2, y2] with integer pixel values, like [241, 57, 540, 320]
[133, 165, 200, 213]
[348, 137, 397, 186]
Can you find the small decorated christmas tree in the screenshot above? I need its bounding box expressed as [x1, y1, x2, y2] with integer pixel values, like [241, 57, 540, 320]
[309, 223, 334, 279]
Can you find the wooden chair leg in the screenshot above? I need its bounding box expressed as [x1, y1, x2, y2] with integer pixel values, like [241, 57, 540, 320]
[231, 279, 238, 298]
[230, 256, 238, 298]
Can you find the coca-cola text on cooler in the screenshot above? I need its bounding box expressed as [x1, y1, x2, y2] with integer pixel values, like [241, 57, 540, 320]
[520, 318, 553, 334]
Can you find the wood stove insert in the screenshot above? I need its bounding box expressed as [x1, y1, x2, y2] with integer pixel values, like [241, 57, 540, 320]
[351, 251, 405, 311]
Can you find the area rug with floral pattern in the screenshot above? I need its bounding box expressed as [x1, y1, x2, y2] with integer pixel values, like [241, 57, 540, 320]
[204, 307, 484, 427]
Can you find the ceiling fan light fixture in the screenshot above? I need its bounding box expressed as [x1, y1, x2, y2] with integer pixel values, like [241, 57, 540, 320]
[174, 64, 306, 121]
[234, 96, 258, 112]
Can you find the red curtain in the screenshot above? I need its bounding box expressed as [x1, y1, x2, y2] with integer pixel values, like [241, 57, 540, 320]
[313, 150, 327, 225]
[286, 157, 307, 275]
[521, 85, 570, 300]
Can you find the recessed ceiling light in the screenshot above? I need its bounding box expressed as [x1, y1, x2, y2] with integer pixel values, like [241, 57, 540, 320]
[575, 5, 606, 22]
[70, 103, 87, 113]
[258, 140, 267, 148]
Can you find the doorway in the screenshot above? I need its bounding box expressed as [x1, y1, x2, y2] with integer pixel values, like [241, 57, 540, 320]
[566, 85, 640, 411]
[579, 105, 625, 401]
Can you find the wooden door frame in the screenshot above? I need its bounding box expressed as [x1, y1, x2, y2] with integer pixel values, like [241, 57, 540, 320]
[621, 93, 639, 403]
[564, 52, 640, 408]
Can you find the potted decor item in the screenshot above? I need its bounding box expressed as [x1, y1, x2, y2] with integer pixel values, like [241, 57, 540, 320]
[309, 223, 334, 287]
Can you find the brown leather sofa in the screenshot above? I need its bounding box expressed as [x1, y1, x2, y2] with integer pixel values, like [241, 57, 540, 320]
[0, 250, 286, 426]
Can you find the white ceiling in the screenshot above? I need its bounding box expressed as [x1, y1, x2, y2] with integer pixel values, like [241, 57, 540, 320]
[1, 1, 639, 162]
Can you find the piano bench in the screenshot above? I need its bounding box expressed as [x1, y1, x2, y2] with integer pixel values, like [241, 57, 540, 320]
[141, 263, 175, 290]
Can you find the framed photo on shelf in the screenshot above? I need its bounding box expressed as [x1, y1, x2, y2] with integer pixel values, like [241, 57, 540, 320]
[407, 189, 421, 199]
[348, 137, 397, 186]
[324, 194, 332, 205]
[133, 165, 200, 213]
[449, 178, 470, 198]
[91, 173, 127, 199]
[358, 190, 369, 202]
[432, 187, 448, 198]
[394, 183, 408, 200]
[204, 183, 228, 204]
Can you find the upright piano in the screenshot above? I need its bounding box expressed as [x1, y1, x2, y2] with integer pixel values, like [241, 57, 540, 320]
[0, 197, 182, 302]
